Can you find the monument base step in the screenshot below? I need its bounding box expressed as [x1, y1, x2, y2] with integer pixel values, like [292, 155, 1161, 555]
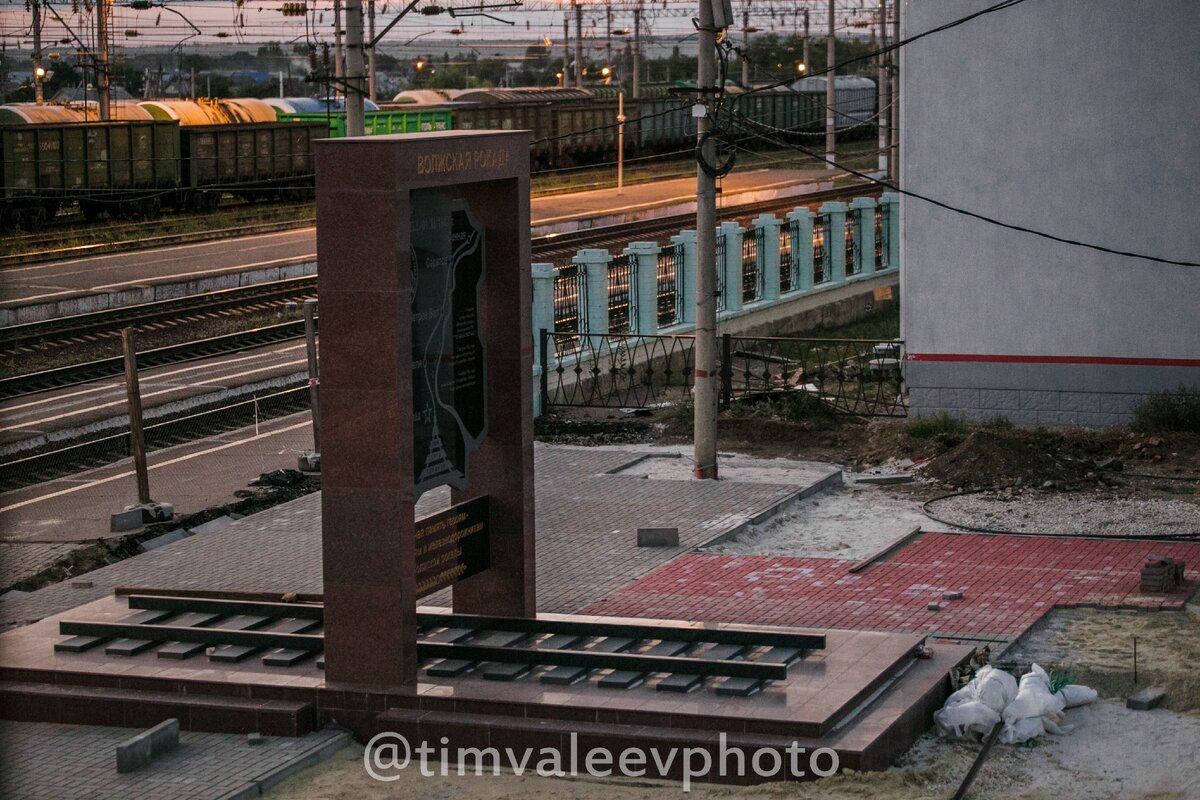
[0, 681, 315, 737]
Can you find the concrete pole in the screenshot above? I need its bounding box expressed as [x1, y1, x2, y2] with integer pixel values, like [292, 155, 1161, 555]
[632, 4, 641, 98]
[121, 329, 151, 505]
[741, 10, 750, 87]
[605, 4, 612, 79]
[693, 0, 719, 480]
[803, 8, 810, 74]
[574, 1, 583, 88]
[303, 300, 321, 453]
[891, 0, 899, 181]
[32, 0, 43, 105]
[824, 0, 835, 169]
[96, 0, 110, 120]
[334, 0, 345, 85]
[617, 91, 625, 194]
[563, 16, 570, 86]
[344, 0, 366, 136]
[367, 0, 378, 102]
[878, 0, 889, 176]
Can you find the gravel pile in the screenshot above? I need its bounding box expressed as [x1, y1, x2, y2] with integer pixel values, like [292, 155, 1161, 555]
[927, 490, 1200, 537]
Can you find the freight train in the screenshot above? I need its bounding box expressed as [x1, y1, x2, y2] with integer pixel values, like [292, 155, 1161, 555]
[0, 77, 876, 230]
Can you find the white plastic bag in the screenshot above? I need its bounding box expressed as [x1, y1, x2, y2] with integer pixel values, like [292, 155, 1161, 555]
[935, 700, 1001, 738]
[999, 715, 1045, 744]
[973, 665, 1018, 713]
[1003, 664, 1065, 725]
[1056, 684, 1098, 708]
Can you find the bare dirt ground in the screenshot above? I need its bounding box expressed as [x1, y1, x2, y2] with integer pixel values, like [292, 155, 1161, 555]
[264, 698, 1200, 800]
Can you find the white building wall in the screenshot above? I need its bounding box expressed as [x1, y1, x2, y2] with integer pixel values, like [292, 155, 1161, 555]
[900, 0, 1200, 425]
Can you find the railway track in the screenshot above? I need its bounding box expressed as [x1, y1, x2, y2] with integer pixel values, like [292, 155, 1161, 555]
[1, 184, 880, 401]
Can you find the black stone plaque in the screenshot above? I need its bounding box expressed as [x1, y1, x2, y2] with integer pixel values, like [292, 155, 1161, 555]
[410, 188, 487, 497]
[414, 495, 490, 597]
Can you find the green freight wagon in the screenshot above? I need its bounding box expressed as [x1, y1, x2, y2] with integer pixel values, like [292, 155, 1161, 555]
[178, 121, 327, 210]
[273, 108, 453, 138]
[0, 120, 180, 228]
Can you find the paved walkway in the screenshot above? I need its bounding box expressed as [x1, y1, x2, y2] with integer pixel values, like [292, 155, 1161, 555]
[0, 444, 836, 629]
[0, 721, 346, 800]
[586, 533, 1200, 643]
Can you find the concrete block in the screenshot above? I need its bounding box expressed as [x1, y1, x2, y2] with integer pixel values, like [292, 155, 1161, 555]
[188, 515, 235, 535]
[942, 591, 964, 600]
[138, 529, 190, 553]
[637, 528, 680, 547]
[298, 451, 321, 472]
[1020, 390, 1059, 411]
[979, 388, 1021, 411]
[855, 474, 914, 486]
[1126, 687, 1166, 711]
[906, 387, 939, 410]
[109, 507, 145, 532]
[116, 718, 179, 773]
[939, 387, 980, 410]
[1058, 391, 1101, 413]
[927, 602, 943, 611]
[1100, 393, 1142, 415]
[247, 732, 267, 746]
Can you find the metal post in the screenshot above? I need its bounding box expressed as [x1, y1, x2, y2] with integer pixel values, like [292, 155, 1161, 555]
[878, 0, 890, 176]
[694, 0, 719, 480]
[632, 3, 641, 98]
[367, 0, 378, 102]
[121, 328, 151, 505]
[96, 0, 110, 120]
[825, 0, 835, 170]
[617, 92, 625, 195]
[334, 0, 345, 85]
[32, 0, 44, 105]
[303, 299, 321, 453]
[345, 0, 366, 136]
[574, 1, 583, 88]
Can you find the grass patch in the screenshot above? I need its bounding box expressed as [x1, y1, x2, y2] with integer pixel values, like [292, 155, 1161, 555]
[728, 392, 841, 430]
[907, 412, 967, 440]
[1131, 386, 1200, 433]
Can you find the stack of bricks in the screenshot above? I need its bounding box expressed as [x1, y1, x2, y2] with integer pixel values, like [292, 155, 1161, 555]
[1140, 556, 1186, 594]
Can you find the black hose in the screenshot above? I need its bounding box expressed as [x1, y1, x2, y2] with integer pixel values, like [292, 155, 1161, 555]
[922, 487, 1200, 541]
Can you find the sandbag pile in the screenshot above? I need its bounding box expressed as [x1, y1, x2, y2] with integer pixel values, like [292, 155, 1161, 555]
[934, 663, 1097, 744]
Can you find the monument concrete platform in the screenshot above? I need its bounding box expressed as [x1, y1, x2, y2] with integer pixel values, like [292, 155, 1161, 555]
[0, 593, 971, 781]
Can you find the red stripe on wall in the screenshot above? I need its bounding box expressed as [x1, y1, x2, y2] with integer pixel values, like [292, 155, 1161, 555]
[905, 353, 1200, 368]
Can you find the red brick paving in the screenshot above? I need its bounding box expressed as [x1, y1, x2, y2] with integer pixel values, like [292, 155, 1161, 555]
[585, 533, 1200, 640]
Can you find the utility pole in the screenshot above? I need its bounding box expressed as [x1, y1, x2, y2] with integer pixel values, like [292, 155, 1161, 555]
[878, 0, 889, 176]
[96, 0, 110, 120]
[741, 9, 750, 87]
[121, 329, 151, 506]
[632, 2, 641, 98]
[367, 0, 377, 102]
[803, 8, 810, 73]
[345, 0, 365, 135]
[574, 0, 583, 88]
[694, 0, 719, 480]
[334, 0, 345, 86]
[562, 16, 570, 86]
[824, 0, 835, 169]
[891, 0, 899, 182]
[32, 0, 44, 105]
[605, 4, 612, 79]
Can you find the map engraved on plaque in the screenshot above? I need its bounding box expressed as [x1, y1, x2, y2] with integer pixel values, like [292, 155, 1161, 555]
[411, 189, 487, 497]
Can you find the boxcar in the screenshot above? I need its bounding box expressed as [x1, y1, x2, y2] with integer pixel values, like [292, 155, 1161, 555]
[0, 120, 180, 227]
[178, 121, 326, 209]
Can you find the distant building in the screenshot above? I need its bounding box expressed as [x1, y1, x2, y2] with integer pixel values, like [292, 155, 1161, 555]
[900, 0, 1200, 425]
